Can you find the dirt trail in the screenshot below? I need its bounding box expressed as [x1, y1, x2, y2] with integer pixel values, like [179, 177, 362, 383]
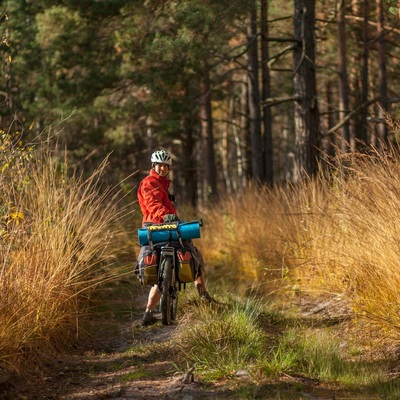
[1, 279, 353, 400]
[1, 279, 237, 400]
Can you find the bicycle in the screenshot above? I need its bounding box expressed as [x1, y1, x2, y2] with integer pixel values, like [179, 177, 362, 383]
[137, 220, 203, 325]
[158, 243, 178, 325]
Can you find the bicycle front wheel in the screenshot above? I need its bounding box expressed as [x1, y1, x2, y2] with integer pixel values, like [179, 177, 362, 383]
[171, 285, 178, 322]
[160, 256, 173, 325]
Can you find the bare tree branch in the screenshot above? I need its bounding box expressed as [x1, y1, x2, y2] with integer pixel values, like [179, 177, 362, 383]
[345, 15, 400, 36]
[320, 97, 380, 138]
[0, 91, 8, 105]
[267, 15, 293, 23]
[263, 44, 294, 67]
[262, 96, 300, 107]
[267, 37, 299, 43]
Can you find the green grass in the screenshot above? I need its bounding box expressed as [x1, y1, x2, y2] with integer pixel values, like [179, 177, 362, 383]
[275, 327, 346, 379]
[162, 288, 400, 398]
[117, 369, 151, 382]
[175, 293, 272, 380]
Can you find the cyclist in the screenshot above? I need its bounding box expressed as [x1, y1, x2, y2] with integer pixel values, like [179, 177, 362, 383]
[137, 149, 215, 326]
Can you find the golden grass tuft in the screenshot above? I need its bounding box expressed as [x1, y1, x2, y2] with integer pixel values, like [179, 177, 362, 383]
[199, 146, 400, 339]
[199, 183, 292, 294]
[0, 144, 133, 376]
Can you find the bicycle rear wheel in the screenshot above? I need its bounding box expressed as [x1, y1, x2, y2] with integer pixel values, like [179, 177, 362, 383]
[160, 257, 173, 325]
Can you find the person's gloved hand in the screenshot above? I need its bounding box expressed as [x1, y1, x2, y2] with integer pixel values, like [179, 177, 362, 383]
[168, 193, 176, 202]
[163, 214, 179, 222]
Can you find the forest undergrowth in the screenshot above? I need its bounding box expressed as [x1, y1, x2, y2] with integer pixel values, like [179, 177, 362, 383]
[0, 133, 134, 385]
[2, 136, 400, 397]
[200, 144, 400, 341]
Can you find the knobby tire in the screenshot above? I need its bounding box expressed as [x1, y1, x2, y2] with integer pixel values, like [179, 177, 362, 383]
[161, 257, 173, 325]
[171, 287, 178, 322]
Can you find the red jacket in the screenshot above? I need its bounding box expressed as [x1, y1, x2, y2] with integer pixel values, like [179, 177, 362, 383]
[138, 169, 177, 225]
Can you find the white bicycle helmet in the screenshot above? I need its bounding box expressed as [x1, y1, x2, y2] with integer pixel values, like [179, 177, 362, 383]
[151, 149, 172, 165]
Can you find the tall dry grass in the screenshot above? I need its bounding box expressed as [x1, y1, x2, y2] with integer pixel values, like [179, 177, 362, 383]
[0, 137, 132, 376]
[200, 146, 400, 338]
[301, 148, 400, 336]
[198, 183, 292, 293]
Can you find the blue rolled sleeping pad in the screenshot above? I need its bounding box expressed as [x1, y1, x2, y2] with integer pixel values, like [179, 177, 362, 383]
[138, 219, 203, 246]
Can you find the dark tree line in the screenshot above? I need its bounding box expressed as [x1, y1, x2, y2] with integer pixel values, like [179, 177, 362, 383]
[1, 0, 400, 206]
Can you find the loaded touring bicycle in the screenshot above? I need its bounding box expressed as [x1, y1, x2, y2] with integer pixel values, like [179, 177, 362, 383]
[136, 220, 203, 325]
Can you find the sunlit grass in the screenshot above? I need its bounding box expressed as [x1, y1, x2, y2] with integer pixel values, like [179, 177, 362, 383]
[200, 146, 400, 340]
[0, 142, 133, 375]
[262, 325, 400, 397]
[174, 293, 271, 380]
[194, 145, 400, 395]
[268, 327, 347, 379]
[4, 125, 400, 398]
[198, 184, 291, 296]
[153, 289, 399, 398]
[117, 369, 152, 382]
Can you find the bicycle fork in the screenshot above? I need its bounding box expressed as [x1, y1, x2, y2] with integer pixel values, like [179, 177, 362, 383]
[162, 246, 177, 291]
[160, 246, 175, 276]
[158, 246, 178, 324]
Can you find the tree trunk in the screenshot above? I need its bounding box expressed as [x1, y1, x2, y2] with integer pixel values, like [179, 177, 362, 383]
[337, 0, 352, 151]
[181, 115, 197, 207]
[231, 95, 242, 193]
[376, 0, 388, 144]
[4, 22, 13, 125]
[292, 0, 320, 180]
[359, 0, 369, 147]
[199, 71, 218, 201]
[247, 5, 264, 182]
[240, 76, 251, 187]
[261, 0, 274, 187]
[325, 80, 336, 158]
[221, 99, 233, 194]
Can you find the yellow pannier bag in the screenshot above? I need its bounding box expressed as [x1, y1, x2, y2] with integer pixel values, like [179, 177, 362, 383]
[177, 249, 195, 283]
